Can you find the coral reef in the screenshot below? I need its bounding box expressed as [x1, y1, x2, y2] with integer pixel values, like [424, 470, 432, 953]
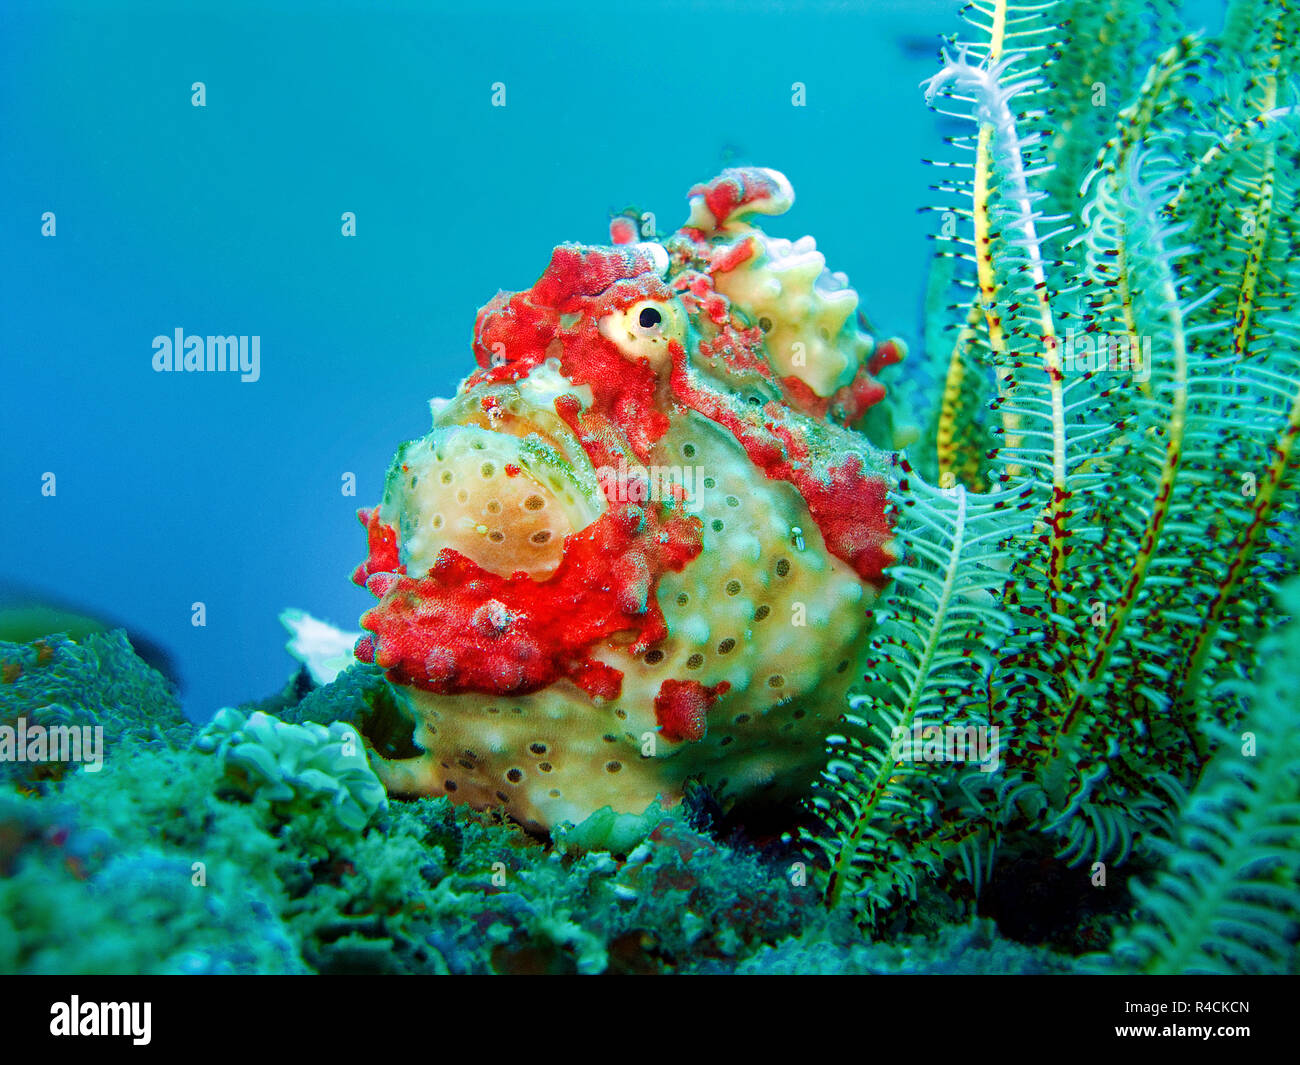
[0, 791, 303, 975]
[351, 167, 907, 831]
[734, 918, 1076, 975]
[196, 708, 388, 835]
[0, 630, 189, 790]
[0, 631, 1082, 974]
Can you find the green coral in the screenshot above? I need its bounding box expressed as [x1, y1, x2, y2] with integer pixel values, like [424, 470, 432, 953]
[0, 629, 190, 789]
[0, 779, 306, 974]
[735, 918, 1077, 975]
[551, 801, 670, 858]
[196, 707, 387, 834]
[0, 653, 834, 973]
[274, 661, 424, 763]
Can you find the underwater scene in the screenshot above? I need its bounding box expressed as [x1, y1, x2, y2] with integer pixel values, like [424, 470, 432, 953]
[2, 0, 1299, 991]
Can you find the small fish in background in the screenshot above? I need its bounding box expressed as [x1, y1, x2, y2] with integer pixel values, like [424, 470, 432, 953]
[898, 33, 943, 61]
[0, 583, 182, 691]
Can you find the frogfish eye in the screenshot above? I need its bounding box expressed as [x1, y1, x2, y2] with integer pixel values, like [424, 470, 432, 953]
[600, 298, 684, 369]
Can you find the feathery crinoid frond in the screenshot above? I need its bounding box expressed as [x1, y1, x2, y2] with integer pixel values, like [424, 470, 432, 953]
[923, 251, 997, 491]
[1001, 4, 1300, 872]
[1039, 0, 1183, 229]
[994, 139, 1207, 857]
[919, 0, 1066, 492]
[1156, 0, 1300, 727]
[803, 460, 1036, 924]
[814, 0, 1300, 929]
[917, 0, 1174, 491]
[1105, 579, 1300, 975]
[976, 1, 1300, 876]
[917, 6, 1131, 863]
